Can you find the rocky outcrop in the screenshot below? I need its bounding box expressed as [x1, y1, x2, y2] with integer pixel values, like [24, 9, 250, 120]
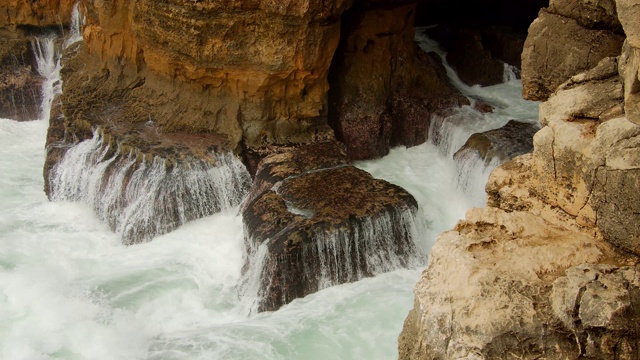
[328, 1, 467, 160]
[0, 0, 75, 28]
[522, 2, 625, 101]
[0, 28, 42, 121]
[454, 120, 539, 165]
[240, 141, 424, 312]
[400, 0, 640, 358]
[0, 0, 75, 121]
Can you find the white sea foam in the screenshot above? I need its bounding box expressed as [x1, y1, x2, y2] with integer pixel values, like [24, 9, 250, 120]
[0, 26, 538, 360]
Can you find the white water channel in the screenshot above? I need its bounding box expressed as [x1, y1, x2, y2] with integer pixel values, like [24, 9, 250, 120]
[0, 24, 538, 360]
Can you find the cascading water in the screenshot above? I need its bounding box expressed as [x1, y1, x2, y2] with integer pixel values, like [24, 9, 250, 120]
[31, 36, 61, 121]
[64, 3, 85, 48]
[0, 17, 539, 360]
[49, 129, 251, 243]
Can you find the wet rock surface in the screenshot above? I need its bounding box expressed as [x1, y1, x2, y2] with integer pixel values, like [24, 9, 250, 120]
[400, 1, 640, 358]
[454, 120, 539, 165]
[0, 29, 42, 121]
[241, 142, 423, 312]
[328, 2, 468, 160]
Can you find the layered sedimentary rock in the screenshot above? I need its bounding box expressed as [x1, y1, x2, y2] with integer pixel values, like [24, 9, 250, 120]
[240, 142, 424, 312]
[0, 0, 75, 27]
[400, 0, 640, 358]
[0, 28, 42, 121]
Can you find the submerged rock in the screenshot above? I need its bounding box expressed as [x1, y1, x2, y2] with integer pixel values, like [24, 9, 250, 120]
[454, 120, 539, 165]
[240, 142, 424, 312]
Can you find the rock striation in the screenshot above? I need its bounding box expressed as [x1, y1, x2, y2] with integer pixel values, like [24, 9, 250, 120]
[399, 0, 640, 358]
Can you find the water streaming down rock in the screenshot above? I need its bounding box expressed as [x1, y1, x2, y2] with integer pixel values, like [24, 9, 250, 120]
[412, 29, 539, 207]
[31, 35, 61, 121]
[238, 143, 426, 313]
[64, 3, 84, 48]
[49, 129, 251, 244]
[240, 203, 425, 313]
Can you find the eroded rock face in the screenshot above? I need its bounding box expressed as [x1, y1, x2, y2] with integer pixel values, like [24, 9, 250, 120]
[400, 1, 640, 357]
[328, 1, 467, 160]
[67, 0, 352, 151]
[240, 142, 424, 312]
[522, 9, 624, 101]
[0, 0, 75, 27]
[0, 28, 42, 121]
[399, 205, 637, 360]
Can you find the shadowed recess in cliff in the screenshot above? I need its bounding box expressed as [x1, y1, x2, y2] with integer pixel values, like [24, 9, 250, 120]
[48, 129, 251, 244]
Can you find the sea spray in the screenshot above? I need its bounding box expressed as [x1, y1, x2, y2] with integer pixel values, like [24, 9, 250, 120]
[49, 129, 251, 243]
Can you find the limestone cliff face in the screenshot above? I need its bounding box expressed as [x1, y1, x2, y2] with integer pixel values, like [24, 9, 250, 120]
[400, 0, 640, 358]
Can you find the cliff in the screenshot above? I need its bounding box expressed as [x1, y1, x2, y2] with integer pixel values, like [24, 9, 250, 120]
[399, 0, 640, 358]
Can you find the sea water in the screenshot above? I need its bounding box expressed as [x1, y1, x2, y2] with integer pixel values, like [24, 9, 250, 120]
[0, 27, 538, 360]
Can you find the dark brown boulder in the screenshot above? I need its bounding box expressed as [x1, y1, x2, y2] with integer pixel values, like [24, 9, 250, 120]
[240, 142, 424, 312]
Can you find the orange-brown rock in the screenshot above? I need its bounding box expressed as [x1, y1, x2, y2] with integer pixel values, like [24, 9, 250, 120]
[0, 0, 75, 27]
[66, 0, 355, 153]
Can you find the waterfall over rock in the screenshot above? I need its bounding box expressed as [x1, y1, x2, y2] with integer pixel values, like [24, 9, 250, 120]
[238, 142, 426, 313]
[49, 129, 251, 244]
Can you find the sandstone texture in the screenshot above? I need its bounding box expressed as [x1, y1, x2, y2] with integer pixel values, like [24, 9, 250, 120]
[240, 142, 424, 312]
[0, 0, 75, 27]
[400, 0, 640, 358]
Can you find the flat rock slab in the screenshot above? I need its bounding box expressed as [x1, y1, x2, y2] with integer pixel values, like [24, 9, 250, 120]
[241, 142, 424, 312]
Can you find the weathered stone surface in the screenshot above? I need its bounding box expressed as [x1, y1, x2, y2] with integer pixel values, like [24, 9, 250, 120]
[68, 0, 352, 152]
[454, 120, 539, 165]
[328, 2, 467, 160]
[619, 41, 640, 125]
[401, 3, 640, 356]
[540, 56, 625, 125]
[0, 28, 42, 121]
[522, 10, 625, 101]
[241, 143, 423, 312]
[398, 206, 635, 360]
[616, 0, 640, 48]
[0, 0, 75, 27]
[551, 265, 640, 358]
[549, 0, 622, 30]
